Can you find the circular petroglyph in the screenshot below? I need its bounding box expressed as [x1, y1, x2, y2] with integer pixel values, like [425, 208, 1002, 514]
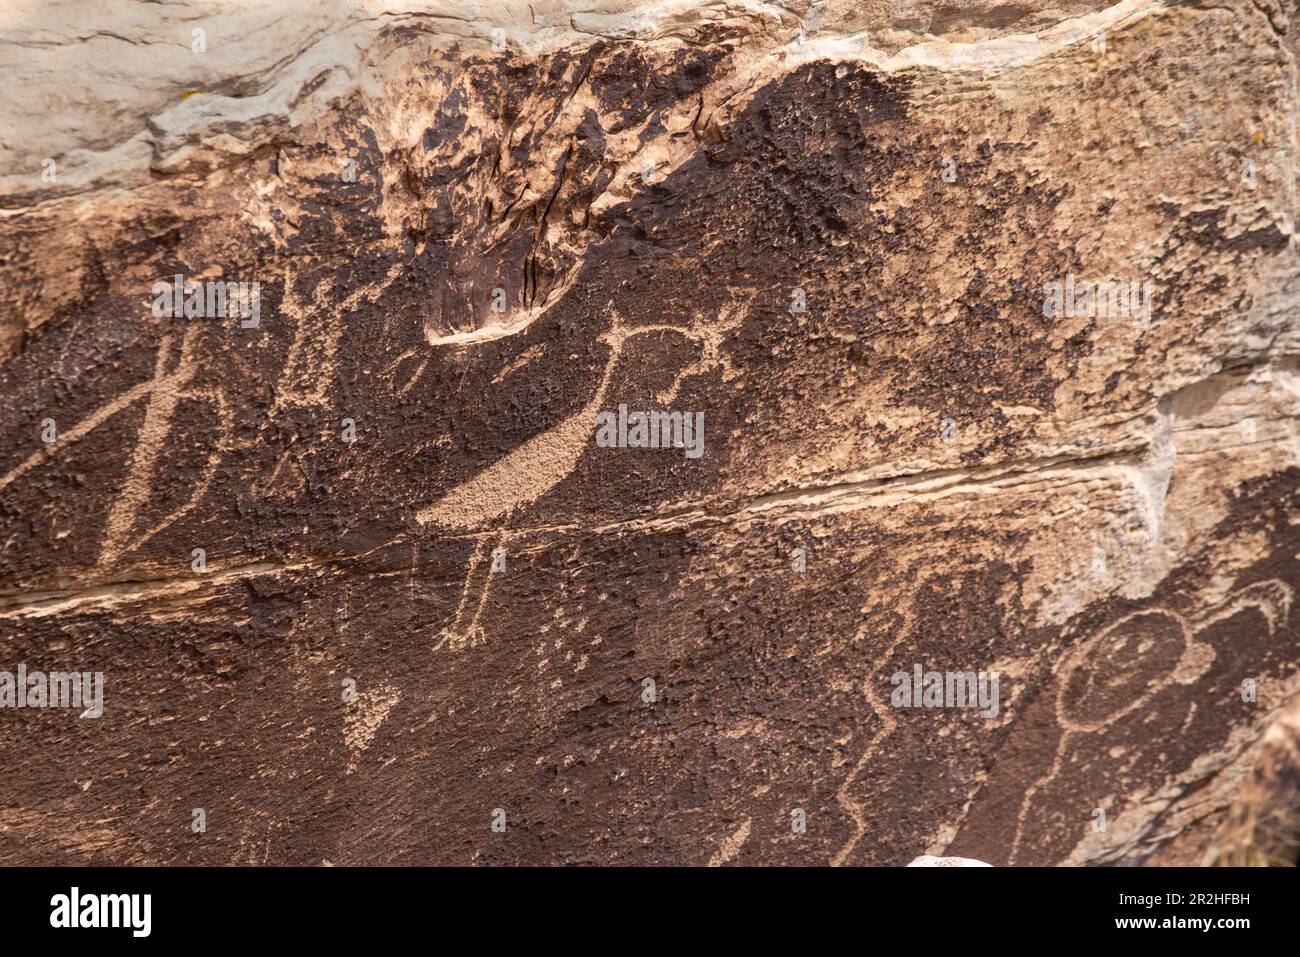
[1057, 610, 1191, 732]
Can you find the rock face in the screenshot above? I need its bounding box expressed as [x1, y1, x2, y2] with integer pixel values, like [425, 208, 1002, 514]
[0, 0, 1297, 866]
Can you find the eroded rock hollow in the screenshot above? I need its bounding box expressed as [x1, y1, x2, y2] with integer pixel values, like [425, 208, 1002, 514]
[1, 0, 1298, 865]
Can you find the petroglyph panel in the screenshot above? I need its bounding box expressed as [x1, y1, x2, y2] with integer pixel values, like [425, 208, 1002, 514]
[0, 0, 1297, 865]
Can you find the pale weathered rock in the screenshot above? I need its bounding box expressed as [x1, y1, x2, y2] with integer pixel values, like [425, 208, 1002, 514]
[908, 855, 993, 867]
[0, 0, 1297, 865]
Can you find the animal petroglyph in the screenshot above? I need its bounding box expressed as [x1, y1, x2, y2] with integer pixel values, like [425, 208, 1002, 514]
[418, 303, 747, 531]
[419, 304, 747, 651]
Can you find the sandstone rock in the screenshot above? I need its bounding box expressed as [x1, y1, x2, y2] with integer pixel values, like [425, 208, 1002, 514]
[0, 0, 1297, 865]
[908, 855, 993, 867]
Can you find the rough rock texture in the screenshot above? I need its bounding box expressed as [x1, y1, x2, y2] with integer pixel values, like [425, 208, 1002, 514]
[0, 0, 1297, 865]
